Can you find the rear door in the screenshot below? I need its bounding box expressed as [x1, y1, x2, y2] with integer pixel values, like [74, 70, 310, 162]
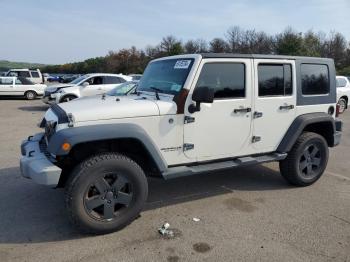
[183, 58, 253, 160]
[252, 59, 296, 152]
[0, 77, 15, 95]
[102, 76, 124, 92]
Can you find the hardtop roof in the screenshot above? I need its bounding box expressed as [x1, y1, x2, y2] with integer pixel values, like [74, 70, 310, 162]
[200, 53, 333, 62]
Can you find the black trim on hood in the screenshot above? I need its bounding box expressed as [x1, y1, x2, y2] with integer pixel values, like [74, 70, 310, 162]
[50, 104, 69, 124]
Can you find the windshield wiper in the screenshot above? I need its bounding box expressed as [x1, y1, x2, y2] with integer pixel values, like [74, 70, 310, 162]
[150, 87, 161, 100]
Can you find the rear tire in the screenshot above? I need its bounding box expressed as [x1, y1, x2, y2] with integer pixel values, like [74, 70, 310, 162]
[65, 153, 148, 234]
[279, 132, 328, 186]
[25, 91, 37, 100]
[337, 98, 347, 113]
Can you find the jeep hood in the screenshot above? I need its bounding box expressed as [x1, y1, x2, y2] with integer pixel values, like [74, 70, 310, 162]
[57, 95, 176, 122]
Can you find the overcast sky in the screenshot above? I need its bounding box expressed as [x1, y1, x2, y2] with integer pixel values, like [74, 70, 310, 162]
[0, 0, 349, 64]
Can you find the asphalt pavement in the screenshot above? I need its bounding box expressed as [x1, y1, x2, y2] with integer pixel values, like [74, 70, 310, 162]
[0, 98, 349, 262]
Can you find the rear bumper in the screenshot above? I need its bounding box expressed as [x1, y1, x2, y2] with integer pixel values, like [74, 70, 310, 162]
[20, 133, 61, 187]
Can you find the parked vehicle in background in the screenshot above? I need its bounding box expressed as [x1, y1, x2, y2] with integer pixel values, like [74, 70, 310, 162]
[43, 73, 50, 82]
[0, 76, 46, 99]
[336, 76, 350, 113]
[106, 81, 138, 96]
[59, 74, 80, 83]
[47, 75, 62, 82]
[42, 73, 132, 104]
[21, 54, 342, 234]
[6, 69, 44, 84]
[128, 74, 142, 80]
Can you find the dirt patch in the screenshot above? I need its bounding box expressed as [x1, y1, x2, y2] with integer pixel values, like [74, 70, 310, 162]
[167, 255, 180, 262]
[223, 197, 257, 212]
[193, 242, 211, 253]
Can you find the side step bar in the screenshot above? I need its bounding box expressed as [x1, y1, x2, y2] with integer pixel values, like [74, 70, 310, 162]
[162, 153, 287, 180]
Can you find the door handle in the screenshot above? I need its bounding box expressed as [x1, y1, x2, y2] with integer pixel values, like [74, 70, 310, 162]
[279, 104, 294, 110]
[234, 107, 251, 113]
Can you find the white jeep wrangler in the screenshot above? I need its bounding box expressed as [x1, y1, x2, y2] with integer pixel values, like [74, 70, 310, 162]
[20, 54, 342, 234]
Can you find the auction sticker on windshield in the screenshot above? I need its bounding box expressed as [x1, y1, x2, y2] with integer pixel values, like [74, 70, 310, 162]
[174, 60, 191, 69]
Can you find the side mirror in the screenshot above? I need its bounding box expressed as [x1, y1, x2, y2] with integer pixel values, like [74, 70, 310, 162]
[188, 86, 214, 113]
[82, 81, 89, 87]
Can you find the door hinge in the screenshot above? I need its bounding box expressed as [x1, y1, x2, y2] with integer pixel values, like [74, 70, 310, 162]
[183, 143, 194, 151]
[253, 111, 263, 118]
[184, 116, 195, 124]
[252, 136, 261, 143]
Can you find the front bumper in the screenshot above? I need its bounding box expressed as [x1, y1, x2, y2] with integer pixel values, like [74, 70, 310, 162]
[41, 92, 57, 105]
[20, 133, 61, 187]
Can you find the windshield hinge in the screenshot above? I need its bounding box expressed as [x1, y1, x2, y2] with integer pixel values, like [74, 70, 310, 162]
[183, 143, 194, 151]
[184, 116, 195, 124]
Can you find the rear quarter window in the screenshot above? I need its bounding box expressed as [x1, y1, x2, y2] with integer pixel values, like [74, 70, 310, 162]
[30, 71, 40, 78]
[301, 64, 329, 95]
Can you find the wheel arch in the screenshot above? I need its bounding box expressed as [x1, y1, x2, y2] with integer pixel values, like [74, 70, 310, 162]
[59, 93, 78, 102]
[47, 124, 167, 186]
[277, 112, 336, 153]
[24, 89, 38, 95]
[338, 95, 348, 108]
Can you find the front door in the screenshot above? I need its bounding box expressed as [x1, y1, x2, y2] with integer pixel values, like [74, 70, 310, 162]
[252, 59, 296, 152]
[81, 76, 105, 96]
[184, 59, 253, 160]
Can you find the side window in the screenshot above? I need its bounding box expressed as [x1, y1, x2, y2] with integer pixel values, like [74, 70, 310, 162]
[18, 71, 31, 78]
[301, 64, 329, 95]
[336, 78, 347, 88]
[0, 78, 13, 85]
[104, 76, 122, 84]
[258, 64, 292, 96]
[195, 63, 245, 99]
[8, 71, 18, 77]
[30, 71, 40, 78]
[15, 78, 23, 84]
[87, 77, 103, 85]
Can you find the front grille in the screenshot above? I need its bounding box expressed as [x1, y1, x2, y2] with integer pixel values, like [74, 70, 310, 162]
[39, 138, 51, 159]
[44, 121, 56, 140]
[44, 91, 50, 97]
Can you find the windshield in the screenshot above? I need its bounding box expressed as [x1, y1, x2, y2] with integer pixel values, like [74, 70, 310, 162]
[107, 82, 137, 96]
[70, 75, 88, 85]
[137, 58, 194, 95]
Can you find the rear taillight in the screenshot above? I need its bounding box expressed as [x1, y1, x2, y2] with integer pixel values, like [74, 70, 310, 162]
[336, 104, 340, 117]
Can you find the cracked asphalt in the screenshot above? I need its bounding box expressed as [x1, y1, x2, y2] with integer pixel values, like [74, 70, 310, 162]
[0, 98, 349, 262]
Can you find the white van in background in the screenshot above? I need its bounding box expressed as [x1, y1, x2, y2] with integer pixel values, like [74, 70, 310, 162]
[6, 69, 44, 84]
[0, 76, 46, 99]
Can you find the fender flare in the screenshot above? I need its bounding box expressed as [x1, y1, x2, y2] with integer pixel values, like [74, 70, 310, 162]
[277, 112, 336, 153]
[47, 123, 168, 172]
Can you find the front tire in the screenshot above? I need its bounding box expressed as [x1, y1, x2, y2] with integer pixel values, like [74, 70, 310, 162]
[60, 95, 77, 103]
[279, 132, 329, 187]
[337, 98, 347, 113]
[25, 91, 37, 100]
[65, 153, 148, 234]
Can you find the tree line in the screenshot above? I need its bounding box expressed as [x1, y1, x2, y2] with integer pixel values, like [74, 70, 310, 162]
[42, 26, 350, 75]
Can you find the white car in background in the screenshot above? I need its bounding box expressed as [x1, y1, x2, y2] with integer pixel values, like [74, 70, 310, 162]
[6, 69, 44, 84]
[0, 76, 46, 99]
[42, 73, 132, 104]
[336, 76, 350, 113]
